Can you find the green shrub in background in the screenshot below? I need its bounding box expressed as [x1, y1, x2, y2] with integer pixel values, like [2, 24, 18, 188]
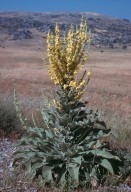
[13, 19, 130, 189]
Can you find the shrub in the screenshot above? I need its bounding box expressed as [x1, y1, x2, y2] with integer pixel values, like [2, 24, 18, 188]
[116, 149, 131, 180]
[13, 18, 128, 189]
[0, 95, 21, 136]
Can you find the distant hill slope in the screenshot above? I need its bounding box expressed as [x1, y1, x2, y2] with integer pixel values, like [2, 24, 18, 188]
[0, 12, 131, 49]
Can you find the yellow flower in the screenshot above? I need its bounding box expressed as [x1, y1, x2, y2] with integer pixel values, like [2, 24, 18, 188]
[64, 74, 70, 79]
[53, 99, 62, 109]
[87, 71, 91, 78]
[75, 91, 84, 100]
[76, 80, 86, 90]
[79, 80, 85, 87]
[69, 80, 77, 87]
[63, 84, 69, 90]
[55, 23, 60, 34]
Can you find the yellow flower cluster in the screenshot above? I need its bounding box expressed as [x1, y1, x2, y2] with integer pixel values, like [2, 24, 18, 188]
[75, 91, 84, 101]
[45, 18, 91, 101]
[53, 99, 62, 109]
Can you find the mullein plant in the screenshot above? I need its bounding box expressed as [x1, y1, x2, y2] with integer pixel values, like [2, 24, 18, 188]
[13, 18, 122, 189]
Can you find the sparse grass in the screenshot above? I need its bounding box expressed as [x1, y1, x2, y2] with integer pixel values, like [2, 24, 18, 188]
[1, 165, 38, 192]
[102, 110, 131, 150]
[0, 94, 22, 138]
[0, 166, 120, 192]
[1, 168, 129, 192]
[84, 89, 131, 150]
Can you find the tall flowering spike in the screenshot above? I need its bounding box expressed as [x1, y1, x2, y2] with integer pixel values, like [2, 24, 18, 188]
[55, 23, 61, 48]
[14, 18, 120, 187]
[45, 18, 91, 101]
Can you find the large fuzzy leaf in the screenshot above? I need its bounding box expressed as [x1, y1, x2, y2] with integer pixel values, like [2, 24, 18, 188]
[95, 150, 120, 160]
[96, 120, 107, 129]
[27, 127, 46, 139]
[100, 159, 114, 174]
[42, 165, 53, 183]
[68, 166, 80, 186]
[13, 151, 36, 161]
[79, 149, 120, 161]
[67, 156, 82, 185]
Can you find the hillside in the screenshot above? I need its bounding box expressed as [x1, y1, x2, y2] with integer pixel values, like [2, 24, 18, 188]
[0, 12, 131, 49]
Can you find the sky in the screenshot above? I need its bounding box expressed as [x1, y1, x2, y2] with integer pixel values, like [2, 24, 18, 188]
[0, 0, 131, 20]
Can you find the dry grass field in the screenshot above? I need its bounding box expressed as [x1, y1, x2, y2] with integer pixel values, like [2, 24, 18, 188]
[0, 45, 131, 148]
[0, 44, 131, 192]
